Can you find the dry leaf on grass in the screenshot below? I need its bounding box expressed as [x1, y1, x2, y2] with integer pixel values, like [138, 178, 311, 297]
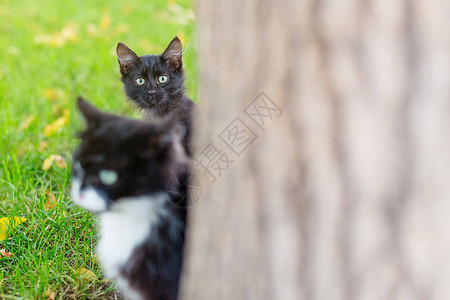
[19, 115, 36, 131]
[44, 190, 57, 210]
[37, 141, 49, 152]
[0, 249, 13, 257]
[0, 216, 27, 240]
[43, 88, 65, 102]
[76, 267, 97, 282]
[44, 109, 70, 137]
[44, 288, 56, 300]
[54, 155, 67, 168]
[168, 3, 196, 25]
[34, 24, 79, 48]
[43, 117, 67, 137]
[42, 155, 67, 171]
[99, 14, 111, 31]
[41, 157, 53, 171]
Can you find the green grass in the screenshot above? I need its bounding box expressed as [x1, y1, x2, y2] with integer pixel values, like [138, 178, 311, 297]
[0, 0, 196, 298]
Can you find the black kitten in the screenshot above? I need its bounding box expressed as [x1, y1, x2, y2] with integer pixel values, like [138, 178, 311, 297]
[116, 37, 194, 155]
[71, 97, 189, 300]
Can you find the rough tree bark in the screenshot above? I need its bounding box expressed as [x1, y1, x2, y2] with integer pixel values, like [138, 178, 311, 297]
[180, 0, 450, 299]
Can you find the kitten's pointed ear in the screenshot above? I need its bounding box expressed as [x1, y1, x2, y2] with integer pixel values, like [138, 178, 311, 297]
[116, 42, 139, 75]
[162, 37, 183, 70]
[77, 97, 103, 127]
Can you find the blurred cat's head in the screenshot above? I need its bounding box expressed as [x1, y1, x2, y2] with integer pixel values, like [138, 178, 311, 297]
[116, 37, 185, 113]
[71, 97, 187, 213]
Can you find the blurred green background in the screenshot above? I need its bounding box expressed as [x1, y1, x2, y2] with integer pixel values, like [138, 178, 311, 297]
[0, 0, 196, 298]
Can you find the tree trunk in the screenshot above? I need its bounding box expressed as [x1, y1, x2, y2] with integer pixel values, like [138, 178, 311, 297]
[180, 0, 450, 299]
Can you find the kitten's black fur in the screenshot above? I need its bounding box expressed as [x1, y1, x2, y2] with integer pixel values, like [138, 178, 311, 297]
[72, 98, 189, 300]
[116, 37, 194, 155]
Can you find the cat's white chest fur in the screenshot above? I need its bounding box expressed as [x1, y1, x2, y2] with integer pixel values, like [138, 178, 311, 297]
[97, 194, 167, 280]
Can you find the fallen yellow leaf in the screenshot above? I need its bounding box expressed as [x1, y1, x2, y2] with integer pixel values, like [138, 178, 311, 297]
[43, 288, 56, 300]
[37, 141, 49, 152]
[61, 24, 78, 42]
[99, 14, 111, 31]
[42, 155, 67, 171]
[34, 25, 79, 48]
[42, 157, 53, 171]
[43, 88, 65, 102]
[0, 216, 27, 241]
[54, 156, 67, 169]
[76, 267, 97, 282]
[34, 34, 63, 47]
[44, 190, 57, 210]
[0, 249, 13, 257]
[19, 115, 36, 131]
[168, 3, 196, 25]
[86, 23, 99, 38]
[44, 116, 68, 137]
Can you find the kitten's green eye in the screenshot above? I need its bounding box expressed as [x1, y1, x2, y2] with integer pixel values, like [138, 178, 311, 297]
[99, 170, 118, 186]
[158, 75, 168, 83]
[136, 78, 145, 85]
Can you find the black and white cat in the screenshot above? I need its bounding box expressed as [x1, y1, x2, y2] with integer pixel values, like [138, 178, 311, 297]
[116, 37, 194, 155]
[71, 97, 189, 300]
